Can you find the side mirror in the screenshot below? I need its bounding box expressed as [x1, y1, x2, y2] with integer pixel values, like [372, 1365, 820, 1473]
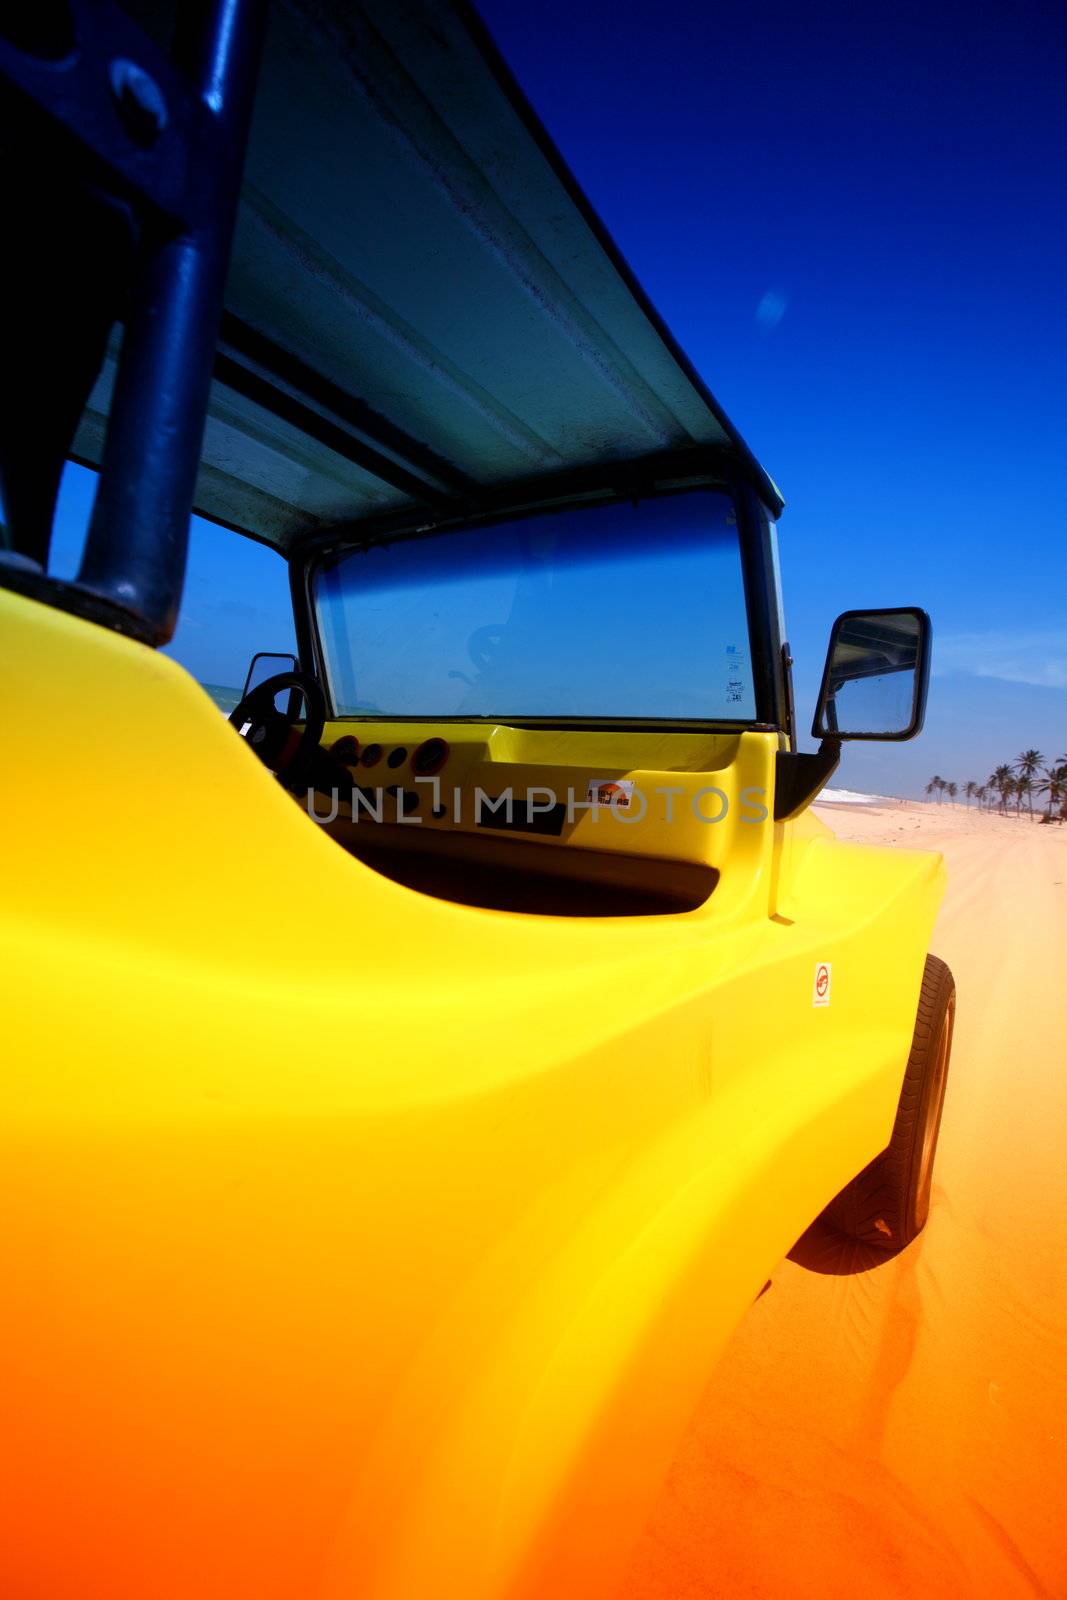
[813, 607, 931, 741]
[242, 650, 299, 699]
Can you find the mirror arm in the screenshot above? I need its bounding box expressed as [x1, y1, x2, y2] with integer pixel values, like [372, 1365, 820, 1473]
[774, 737, 841, 821]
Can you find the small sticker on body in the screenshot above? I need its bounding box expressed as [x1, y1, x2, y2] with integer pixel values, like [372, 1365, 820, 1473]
[724, 644, 749, 706]
[813, 962, 832, 1007]
[588, 778, 635, 809]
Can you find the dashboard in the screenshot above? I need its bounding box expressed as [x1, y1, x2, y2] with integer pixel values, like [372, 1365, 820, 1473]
[310, 723, 773, 918]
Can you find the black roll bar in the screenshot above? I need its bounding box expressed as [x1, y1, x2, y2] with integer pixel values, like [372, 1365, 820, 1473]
[0, 0, 269, 644]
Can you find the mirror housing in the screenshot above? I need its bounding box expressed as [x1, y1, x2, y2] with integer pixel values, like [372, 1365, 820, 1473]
[241, 650, 299, 700]
[241, 651, 301, 722]
[774, 607, 932, 821]
[812, 607, 931, 741]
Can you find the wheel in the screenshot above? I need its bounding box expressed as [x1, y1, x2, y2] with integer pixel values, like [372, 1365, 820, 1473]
[827, 954, 955, 1252]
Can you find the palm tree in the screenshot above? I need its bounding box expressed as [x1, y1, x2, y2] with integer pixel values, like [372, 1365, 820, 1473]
[1036, 763, 1067, 823]
[1015, 749, 1044, 819]
[921, 761, 1065, 818]
[991, 764, 1013, 814]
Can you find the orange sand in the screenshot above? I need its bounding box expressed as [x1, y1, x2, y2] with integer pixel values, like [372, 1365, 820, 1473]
[621, 799, 1067, 1600]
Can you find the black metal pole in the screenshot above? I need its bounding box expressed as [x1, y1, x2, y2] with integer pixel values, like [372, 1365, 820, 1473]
[78, 0, 268, 645]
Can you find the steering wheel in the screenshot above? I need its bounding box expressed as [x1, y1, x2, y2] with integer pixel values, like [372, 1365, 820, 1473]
[229, 670, 327, 790]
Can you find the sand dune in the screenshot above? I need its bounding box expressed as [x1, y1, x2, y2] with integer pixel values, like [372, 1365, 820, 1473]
[622, 799, 1067, 1599]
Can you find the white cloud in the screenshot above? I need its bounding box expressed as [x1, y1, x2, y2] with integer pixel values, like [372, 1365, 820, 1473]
[934, 630, 1067, 689]
[755, 288, 788, 333]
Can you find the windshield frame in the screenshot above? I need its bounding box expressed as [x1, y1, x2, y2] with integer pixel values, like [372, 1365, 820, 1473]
[296, 479, 784, 732]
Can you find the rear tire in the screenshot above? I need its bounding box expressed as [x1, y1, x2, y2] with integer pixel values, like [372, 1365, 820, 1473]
[827, 954, 955, 1253]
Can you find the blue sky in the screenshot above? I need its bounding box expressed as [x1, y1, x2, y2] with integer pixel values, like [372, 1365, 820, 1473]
[477, 0, 1067, 794]
[50, 0, 1066, 796]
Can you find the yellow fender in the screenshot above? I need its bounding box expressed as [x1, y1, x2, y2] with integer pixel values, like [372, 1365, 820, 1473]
[0, 590, 944, 1598]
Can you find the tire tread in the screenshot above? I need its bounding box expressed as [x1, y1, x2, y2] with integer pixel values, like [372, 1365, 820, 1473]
[826, 954, 955, 1252]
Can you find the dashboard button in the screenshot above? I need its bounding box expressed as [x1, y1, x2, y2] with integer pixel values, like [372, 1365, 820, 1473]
[330, 735, 360, 764]
[412, 737, 449, 776]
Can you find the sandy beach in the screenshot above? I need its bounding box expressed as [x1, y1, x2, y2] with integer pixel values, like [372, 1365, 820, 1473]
[622, 798, 1067, 1599]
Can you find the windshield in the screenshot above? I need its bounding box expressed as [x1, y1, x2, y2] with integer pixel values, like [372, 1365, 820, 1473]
[313, 489, 755, 721]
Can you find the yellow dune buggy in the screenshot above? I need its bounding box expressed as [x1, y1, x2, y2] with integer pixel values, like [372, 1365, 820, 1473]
[0, 2, 953, 1597]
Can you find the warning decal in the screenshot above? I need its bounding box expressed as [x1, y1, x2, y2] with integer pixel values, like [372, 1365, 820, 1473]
[813, 962, 832, 1007]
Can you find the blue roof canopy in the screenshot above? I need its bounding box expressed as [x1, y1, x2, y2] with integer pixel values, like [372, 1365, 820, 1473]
[76, 0, 779, 553]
